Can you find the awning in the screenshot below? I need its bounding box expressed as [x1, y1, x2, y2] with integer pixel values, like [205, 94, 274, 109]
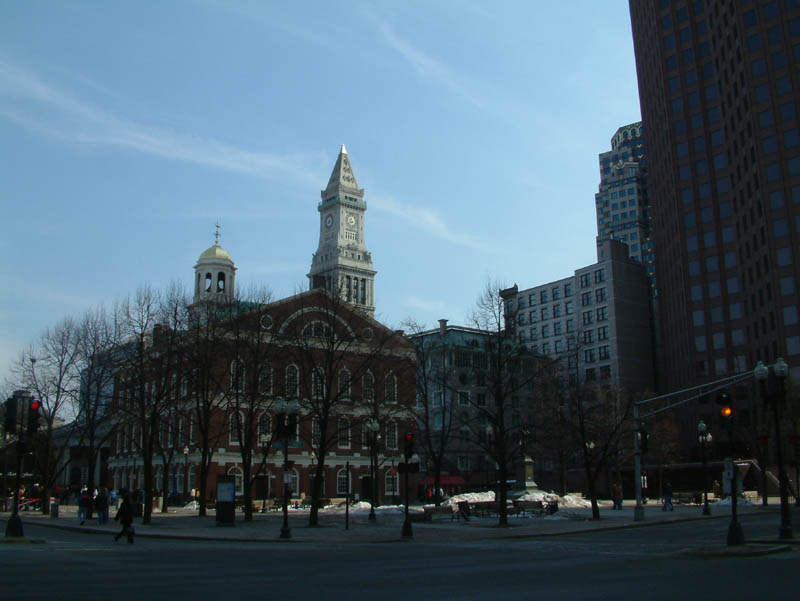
[419, 475, 466, 486]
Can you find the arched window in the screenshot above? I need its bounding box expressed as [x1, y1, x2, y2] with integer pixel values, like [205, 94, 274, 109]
[338, 418, 350, 448]
[337, 468, 351, 495]
[259, 365, 273, 395]
[204, 273, 212, 292]
[363, 372, 374, 402]
[311, 418, 321, 446]
[312, 368, 325, 399]
[385, 421, 398, 450]
[302, 321, 330, 338]
[338, 368, 351, 399]
[385, 471, 399, 497]
[257, 413, 272, 444]
[228, 467, 243, 496]
[231, 359, 245, 393]
[280, 468, 299, 496]
[181, 375, 190, 397]
[217, 272, 226, 293]
[285, 364, 299, 397]
[229, 411, 243, 445]
[384, 373, 397, 404]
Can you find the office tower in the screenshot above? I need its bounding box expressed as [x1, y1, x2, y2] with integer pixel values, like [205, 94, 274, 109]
[630, 0, 800, 390]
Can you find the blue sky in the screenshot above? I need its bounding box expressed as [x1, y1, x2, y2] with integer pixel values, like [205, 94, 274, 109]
[0, 0, 640, 382]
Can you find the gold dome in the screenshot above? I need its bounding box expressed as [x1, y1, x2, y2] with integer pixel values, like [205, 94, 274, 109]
[198, 244, 233, 263]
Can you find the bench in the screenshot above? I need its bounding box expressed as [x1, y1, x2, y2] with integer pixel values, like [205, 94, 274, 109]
[672, 492, 702, 505]
[470, 501, 521, 517]
[514, 499, 559, 516]
[422, 505, 456, 521]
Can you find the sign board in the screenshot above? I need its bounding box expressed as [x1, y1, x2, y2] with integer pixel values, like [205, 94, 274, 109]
[217, 479, 235, 503]
[722, 459, 744, 495]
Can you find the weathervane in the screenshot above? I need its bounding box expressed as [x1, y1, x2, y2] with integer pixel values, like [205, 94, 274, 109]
[215, 221, 221, 245]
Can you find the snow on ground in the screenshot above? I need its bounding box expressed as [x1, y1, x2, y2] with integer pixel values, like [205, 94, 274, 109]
[440, 489, 593, 509]
[713, 496, 754, 507]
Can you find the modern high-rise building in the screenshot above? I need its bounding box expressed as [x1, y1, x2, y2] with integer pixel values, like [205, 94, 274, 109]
[595, 122, 656, 291]
[630, 0, 800, 391]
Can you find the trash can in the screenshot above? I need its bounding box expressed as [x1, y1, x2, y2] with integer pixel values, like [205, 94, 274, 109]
[50, 498, 59, 518]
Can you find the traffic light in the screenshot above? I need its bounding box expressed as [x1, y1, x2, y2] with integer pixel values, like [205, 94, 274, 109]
[717, 390, 733, 429]
[27, 399, 41, 435]
[404, 431, 415, 459]
[639, 429, 649, 455]
[3, 397, 17, 435]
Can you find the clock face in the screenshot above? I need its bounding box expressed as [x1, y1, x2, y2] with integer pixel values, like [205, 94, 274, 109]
[347, 214, 356, 226]
[325, 214, 334, 228]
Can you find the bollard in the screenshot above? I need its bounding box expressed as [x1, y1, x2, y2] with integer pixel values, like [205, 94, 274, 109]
[50, 498, 59, 518]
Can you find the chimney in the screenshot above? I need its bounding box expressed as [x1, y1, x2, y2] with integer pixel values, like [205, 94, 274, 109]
[438, 319, 448, 336]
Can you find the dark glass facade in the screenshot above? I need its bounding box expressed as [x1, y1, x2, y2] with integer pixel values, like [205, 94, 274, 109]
[630, 0, 800, 392]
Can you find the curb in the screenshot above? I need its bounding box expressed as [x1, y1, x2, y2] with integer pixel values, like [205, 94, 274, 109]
[678, 544, 792, 558]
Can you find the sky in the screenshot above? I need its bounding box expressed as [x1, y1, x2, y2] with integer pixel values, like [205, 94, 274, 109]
[0, 0, 641, 383]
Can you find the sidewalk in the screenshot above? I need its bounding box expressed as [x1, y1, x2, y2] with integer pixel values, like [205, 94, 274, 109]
[2, 500, 774, 546]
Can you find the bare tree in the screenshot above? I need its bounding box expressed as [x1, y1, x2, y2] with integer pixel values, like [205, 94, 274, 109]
[277, 288, 412, 527]
[13, 318, 81, 514]
[72, 305, 124, 509]
[468, 281, 545, 526]
[405, 318, 462, 507]
[218, 286, 278, 521]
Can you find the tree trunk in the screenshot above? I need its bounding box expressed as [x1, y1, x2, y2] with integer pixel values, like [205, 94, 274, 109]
[497, 462, 509, 526]
[242, 460, 253, 521]
[309, 453, 326, 526]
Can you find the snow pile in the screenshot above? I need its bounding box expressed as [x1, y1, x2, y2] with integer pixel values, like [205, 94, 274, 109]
[714, 496, 754, 507]
[442, 491, 495, 506]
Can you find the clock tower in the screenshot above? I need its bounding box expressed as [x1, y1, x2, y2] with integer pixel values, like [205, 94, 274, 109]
[308, 145, 376, 315]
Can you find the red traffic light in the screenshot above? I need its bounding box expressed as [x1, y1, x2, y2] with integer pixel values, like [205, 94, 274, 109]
[720, 406, 732, 418]
[30, 400, 41, 410]
[405, 431, 414, 442]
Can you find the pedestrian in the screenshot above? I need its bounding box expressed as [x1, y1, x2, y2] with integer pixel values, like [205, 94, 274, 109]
[662, 481, 674, 511]
[95, 487, 109, 526]
[77, 487, 90, 525]
[114, 492, 135, 544]
[612, 483, 623, 510]
[712, 479, 722, 499]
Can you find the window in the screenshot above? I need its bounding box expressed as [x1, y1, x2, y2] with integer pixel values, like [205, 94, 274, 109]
[584, 349, 596, 364]
[541, 325, 550, 338]
[693, 310, 705, 326]
[541, 307, 549, 321]
[564, 282, 573, 296]
[385, 421, 398, 450]
[338, 418, 351, 448]
[338, 369, 351, 399]
[312, 368, 325, 399]
[583, 330, 595, 344]
[597, 326, 609, 341]
[258, 365, 273, 395]
[580, 273, 591, 288]
[598, 346, 610, 360]
[363, 372, 375, 402]
[384, 374, 397, 403]
[566, 319, 575, 333]
[581, 292, 593, 306]
[229, 411, 243, 445]
[312, 418, 321, 446]
[258, 413, 272, 443]
[337, 469, 350, 495]
[540, 290, 549, 303]
[582, 310, 593, 325]
[231, 359, 245, 393]
[695, 336, 707, 351]
[565, 301, 574, 315]
[596, 307, 608, 321]
[228, 467, 243, 496]
[594, 269, 605, 283]
[553, 304, 561, 318]
[458, 391, 469, 406]
[595, 288, 607, 302]
[285, 365, 299, 397]
[552, 287, 560, 300]
[585, 368, 596, 381]
[385, 471, 399, 496]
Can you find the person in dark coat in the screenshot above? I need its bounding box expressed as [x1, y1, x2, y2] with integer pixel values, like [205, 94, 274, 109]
[77, 487, 90, 525]
[114, 492, 135, 544]
[95, 488, 109, 526]
[662, 481, 674, 511]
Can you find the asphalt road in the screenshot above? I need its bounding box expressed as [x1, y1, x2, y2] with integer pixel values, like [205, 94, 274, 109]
[2, 511, 796, 601]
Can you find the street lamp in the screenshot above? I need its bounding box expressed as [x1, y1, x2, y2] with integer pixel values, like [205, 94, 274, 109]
[182, 446, 189, 504]
[259, 433, 270, 512]
[697, 421, 712, 516]
[755, 358, 793, 539]
[275, 398, 300, 539]
[364, 418, 380, 521]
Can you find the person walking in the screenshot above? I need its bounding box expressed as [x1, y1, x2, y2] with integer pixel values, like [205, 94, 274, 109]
[95, 488, 109, 526]
[114, 492, 135, 544]
[662, 481, 674, 511]
[77, 487, 90, 525]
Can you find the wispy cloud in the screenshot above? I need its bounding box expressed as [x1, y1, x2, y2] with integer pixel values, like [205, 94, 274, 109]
[371, 192, 495, 253]
[362, 9, 487, 110]
[0, 59, 320, 184]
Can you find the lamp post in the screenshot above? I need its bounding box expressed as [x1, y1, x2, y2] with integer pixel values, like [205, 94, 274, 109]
[182, 446, 189, 504]
[697, 421, 712, 516]
[259, 433, 270, 512]
[364, 418, 380, 521]
[755, 358, 793, 539]
[275, 398, 300, 540]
